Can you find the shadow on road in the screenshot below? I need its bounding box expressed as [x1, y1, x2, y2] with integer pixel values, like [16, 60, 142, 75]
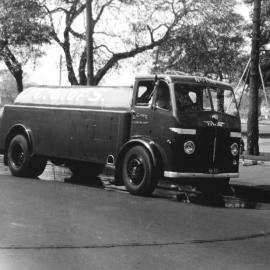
[155, 181, 270, 210]
[64, 175, 104, 188]
[232, 185, 270, 209]
[6, 161, 270, 210]
[51, 171, 270, 210]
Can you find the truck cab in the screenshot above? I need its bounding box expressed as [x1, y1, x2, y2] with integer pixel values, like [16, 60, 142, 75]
[119, 75, 240, 194]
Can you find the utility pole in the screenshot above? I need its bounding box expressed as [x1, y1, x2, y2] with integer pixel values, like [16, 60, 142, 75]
[59, 55, 62, 86]
[247, 0, 261, 155]
[86, 0, 94, 85]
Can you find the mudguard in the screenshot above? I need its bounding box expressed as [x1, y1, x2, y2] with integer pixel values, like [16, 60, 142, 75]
[4, 124, 33, 165]
[115, 137, 164, 185]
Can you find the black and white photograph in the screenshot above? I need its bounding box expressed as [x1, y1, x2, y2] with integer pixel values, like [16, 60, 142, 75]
[0, 0, 270, 269]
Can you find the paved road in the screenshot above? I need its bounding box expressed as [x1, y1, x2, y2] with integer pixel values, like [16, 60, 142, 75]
[0, 170, 270, 270]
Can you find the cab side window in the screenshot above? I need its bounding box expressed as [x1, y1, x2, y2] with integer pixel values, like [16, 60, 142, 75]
[135, 81, 155, 106]
[155, 81, 171, 111]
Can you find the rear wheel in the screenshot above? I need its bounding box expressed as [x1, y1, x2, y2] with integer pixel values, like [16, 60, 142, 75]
[7, 135, 30, 177]
[7, 134, 47, 178]
[122, 146, 157, 196]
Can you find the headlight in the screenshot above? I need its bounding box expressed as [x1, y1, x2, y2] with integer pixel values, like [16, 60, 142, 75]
[231, 143, 239, 156]
[184, 141, 195, 155]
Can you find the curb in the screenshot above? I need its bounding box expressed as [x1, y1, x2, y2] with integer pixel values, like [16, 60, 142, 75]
[241, 132, 270, 138]
[241, 159, 270, 167]
[241, 152, 270, 167]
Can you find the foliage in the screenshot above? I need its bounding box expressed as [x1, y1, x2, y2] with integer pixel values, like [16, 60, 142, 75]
[260, 0, 270, 46]
[0, 0, 50, 47]
[154, 0, 247, 82]
[0, 0, 51, 92]
[244, 0, 270, 47]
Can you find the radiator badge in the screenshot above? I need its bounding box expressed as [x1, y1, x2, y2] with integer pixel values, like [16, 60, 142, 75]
[203, 121, 225, 127]
[204, 114, 224, 127]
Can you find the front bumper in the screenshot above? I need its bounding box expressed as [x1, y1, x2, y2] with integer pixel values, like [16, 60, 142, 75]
[164, 171, 239, 178]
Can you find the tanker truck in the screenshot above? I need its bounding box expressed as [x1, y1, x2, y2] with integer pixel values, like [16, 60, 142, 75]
[0, 74, 241, 195]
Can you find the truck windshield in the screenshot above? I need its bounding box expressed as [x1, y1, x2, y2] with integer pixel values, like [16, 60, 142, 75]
[174, 83, 238, 116]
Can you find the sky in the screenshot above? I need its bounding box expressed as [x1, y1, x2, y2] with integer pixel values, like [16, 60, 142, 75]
[235, 0, 251, 20]
[24, 1, 252, 87]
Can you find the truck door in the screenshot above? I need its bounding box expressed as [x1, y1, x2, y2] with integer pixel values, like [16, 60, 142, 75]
[130, 79, 173, 157]
[130, 80, 155, 137]
[151, 80, 174, 156]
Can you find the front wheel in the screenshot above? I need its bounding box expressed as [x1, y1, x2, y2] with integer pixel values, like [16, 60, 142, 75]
[122, 146, 157, 196]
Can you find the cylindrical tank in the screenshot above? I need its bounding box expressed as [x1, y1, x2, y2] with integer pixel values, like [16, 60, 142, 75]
[14, 86, 133, 110]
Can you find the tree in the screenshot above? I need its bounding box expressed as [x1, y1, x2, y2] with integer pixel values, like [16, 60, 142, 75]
[154, 0, 247, 82]
[247, 0, 262, 155]
[44, 0, 201, 86]
[0, 0, 51, 92]
[260, 0, 270, 46]
[0, 70, 18, 104]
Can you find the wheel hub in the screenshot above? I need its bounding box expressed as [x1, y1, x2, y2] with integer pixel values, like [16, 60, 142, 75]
[11, 144, 25, 168]
[127, 158, 144, 185]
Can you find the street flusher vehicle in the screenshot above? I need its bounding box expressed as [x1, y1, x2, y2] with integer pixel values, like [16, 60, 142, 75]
[0, 75, 241, 195]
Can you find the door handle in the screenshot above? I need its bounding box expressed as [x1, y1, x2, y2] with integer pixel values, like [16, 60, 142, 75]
[151, 104, 157, 111]
[131, 109, 137, 118]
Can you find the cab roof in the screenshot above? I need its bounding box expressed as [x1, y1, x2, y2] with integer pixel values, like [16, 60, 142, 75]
[135, 74, 232, 89]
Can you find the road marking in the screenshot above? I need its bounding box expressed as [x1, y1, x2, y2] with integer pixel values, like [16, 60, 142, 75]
[0, 231, 270, 250]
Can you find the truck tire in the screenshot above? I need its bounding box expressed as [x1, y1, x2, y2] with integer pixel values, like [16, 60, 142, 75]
[7, 135, 47, 178]
[122, 146, 157, 196]
[7, 135, 32, 177]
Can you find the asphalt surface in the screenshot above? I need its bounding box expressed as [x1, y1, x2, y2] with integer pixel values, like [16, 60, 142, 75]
[0, 127, 270, 270]
[0, 163, 270, 269]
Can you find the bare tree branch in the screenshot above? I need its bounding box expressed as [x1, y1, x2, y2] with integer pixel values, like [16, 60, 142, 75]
[146, 25, 154, 43]
[94, 26, 172, 84]
[0, 40, 8, 53]
[93, 0, 114, 28]
[94, 44, 114, 55]
[68, 2, 86, 29]
[43, 0, 197, 85]
[70, 28, 86, 40]
[46, 7, 69, 14]
[94, 31, 122, 38]
[43, 5, 64, 46]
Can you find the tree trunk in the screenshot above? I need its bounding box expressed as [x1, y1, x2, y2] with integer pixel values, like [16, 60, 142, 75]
[247, 0, 261, 155]
[2, 46, 24, 93]
[86, 0, 94, 85]
[63, 41, 78, 85]
[14, 69, 23, 93]
[79, 47, 87, 85]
